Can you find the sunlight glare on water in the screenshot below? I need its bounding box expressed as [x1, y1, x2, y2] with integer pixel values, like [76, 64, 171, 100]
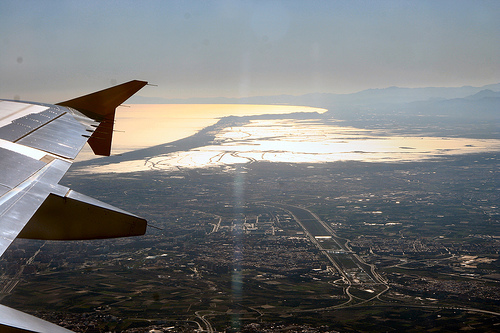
[142, 119, 500, 170]
[75, 104, 325, 161]
[76, 118, 500, 174]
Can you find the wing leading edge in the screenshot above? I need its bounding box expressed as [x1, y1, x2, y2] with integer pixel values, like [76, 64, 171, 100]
[0, 80, 148, 332]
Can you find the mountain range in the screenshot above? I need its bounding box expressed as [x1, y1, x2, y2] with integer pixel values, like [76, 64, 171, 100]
[130, 83, 500, 107]
[129, 83, 500, 121]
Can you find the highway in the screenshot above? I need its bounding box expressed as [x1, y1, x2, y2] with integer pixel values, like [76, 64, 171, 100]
[266, 203, 390, 309]
[195, 311, 214, 333]
[271, 203, 386, 286]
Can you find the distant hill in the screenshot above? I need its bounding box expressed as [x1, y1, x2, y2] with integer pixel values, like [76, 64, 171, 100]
[121, 83, 499, 144]
[395, 96, 499, 120]
[129, 83, 499, 122]
[129, 83, 500, 109]
[75, 86, 499, 170]
[465, 89, 500, 100]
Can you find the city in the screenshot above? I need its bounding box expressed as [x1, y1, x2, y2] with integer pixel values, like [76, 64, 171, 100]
[1, 142, 497, 331]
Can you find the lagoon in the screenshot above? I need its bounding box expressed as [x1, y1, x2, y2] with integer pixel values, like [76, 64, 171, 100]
[74, 107, 500, 174]
[76, 104, 325, 161]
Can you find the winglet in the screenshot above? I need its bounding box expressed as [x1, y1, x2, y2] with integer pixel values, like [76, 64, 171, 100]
[57, 80, 148, 156]
[57, 80, 148, 118]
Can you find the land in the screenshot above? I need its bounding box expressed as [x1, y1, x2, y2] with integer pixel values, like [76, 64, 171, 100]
[0, 150, 498, 332]
[0, 106, 498, 332]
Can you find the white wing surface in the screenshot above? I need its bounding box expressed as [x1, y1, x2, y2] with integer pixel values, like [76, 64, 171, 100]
[0, 80, 148, 332]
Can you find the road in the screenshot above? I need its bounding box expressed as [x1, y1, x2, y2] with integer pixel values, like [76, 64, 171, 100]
[271, 203, 385, 285]
[195, 311, 214, 333]
[0, 242, 46, 301]
[264, 203, 391, 309]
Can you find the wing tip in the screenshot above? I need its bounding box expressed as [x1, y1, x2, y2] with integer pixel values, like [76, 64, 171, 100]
[57, 80, 148, 117]
[57, 80, 148, 156]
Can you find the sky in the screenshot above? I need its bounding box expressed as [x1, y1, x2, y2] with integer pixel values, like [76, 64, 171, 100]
[1, 0, 499, 102]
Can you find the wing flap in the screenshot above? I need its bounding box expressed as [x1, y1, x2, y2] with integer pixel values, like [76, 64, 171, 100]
[0, 159, 71, 257]
[18, 190, 147, 240]
[0, 104, 64, 142]
[0, 148, 46, 190]
[17, 113, 89, 159]
[0, 101, 49, 128]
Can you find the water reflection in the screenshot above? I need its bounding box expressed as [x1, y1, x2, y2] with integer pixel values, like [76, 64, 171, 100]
[75, 104, 325, 162]
[77, 119, 500, 174]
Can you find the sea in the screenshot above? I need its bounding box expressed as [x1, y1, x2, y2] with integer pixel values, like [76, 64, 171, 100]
[74, 104, 500, 174]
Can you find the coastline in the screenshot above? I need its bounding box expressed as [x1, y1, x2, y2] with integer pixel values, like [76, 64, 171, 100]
[71, 118, 227, 169]
[71, 110, 324, 170]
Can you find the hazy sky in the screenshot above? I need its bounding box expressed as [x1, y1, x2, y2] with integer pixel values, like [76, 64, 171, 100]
[1, 0, 499, 102]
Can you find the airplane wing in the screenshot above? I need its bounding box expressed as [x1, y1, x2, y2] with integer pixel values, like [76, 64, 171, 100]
[0, 80, 149, 332]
